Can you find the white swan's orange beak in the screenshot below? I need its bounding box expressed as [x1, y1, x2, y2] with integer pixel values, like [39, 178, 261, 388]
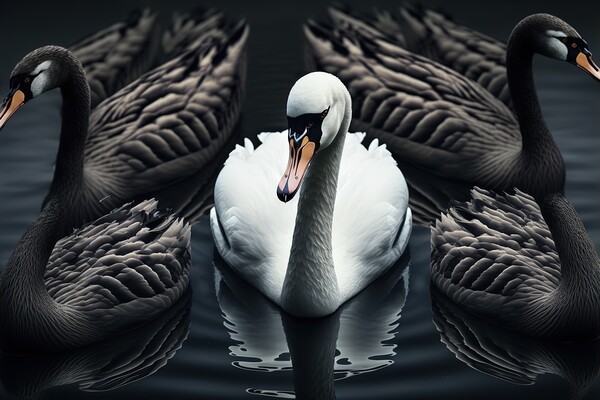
[0, 89, 26, 130]
[575, 51, 600, 81]
[277, 136, 316, 203]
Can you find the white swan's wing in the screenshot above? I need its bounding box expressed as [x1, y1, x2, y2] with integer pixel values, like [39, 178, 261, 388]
[371, 6, 511, 108]
[212, 131, 412, 303]
[83, 20, 248, 206]
[211, 131, 297, 303]
[44, 199, 191, 326]
[333, 133, 411, 301]
[70, 9, 159, 109]
[430, 187, 560, 314]
[304, 16, 520, 183]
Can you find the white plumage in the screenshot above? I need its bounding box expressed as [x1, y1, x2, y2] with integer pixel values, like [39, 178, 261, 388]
[211, 71, 411, 317]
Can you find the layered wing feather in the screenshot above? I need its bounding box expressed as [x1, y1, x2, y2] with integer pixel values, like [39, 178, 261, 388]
[44, 199, 191, 322]
[304, 11, 520, 184]
[70, 9, 159, 108]
[162, 9, 231, 57]
[372, 5, 511, 108]
[430, 187, 560, 315]
[84, 20, 248, 204]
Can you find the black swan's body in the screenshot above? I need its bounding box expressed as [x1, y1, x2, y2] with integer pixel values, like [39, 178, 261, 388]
[431, 187, 600, 340]
[0, 9, 247, 353]
[0, 11, 248, 233]
[369, 5, 513, 108]
[304, 8, 600, 201]
[69, 9, 161, 108]
[0, 199, 190, 353]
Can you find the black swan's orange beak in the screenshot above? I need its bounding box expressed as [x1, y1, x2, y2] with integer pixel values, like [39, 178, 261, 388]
[575, 51, 600, 81]
[0, 89, 26, 131]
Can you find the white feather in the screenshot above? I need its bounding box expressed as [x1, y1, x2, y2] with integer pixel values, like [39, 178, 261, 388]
[210, 130, 412, 307]
[30, 61, 53, 98]
[32, 60, 52, 75]
[544, 37, 568, 61]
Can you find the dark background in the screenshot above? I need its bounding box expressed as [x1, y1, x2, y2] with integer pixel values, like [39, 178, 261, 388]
[0, 1, 598, 399]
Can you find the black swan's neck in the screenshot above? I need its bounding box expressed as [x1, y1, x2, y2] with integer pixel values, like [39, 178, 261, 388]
[539, 194, 600, 339]
[506, 22, 564, 196]
[507, 25, 549, 151]
[0, 197, 92, 353]
[52, 53, 90, 194]
[542, 195, 600, 292]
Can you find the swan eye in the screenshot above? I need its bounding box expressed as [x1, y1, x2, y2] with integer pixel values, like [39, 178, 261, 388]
[24, 77, 30, 83]
[307, 122, 313, 129]
[571, 42, 578, 49]
[320, 107, 329, 119]
[562, 38, 567, 43]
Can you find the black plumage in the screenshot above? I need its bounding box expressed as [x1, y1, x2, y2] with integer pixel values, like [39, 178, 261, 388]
[431, 187, 600, 340]
[304, 8, 598, 201]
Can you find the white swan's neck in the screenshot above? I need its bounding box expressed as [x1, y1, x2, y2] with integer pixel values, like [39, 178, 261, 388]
[281, 93, 351, 317]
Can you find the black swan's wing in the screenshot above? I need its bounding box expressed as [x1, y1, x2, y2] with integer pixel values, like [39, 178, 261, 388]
[162, 8, 230, 57]
[371, 5, 511, 108]
[430, 187, 560, 313]
[45, 199, 191, 320]
[82, 18, 248, 215]
[70, 9, 160, 108]
[304, 12, 519, 183]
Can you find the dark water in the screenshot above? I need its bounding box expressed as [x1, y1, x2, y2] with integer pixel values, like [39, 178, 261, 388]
[0, 0, 599, 399]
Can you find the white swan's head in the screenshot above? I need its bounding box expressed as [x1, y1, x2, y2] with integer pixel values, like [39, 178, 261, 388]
[277, 72, 351, 202]
[0, 46, 75, 131]
[515, 14, 600, 81]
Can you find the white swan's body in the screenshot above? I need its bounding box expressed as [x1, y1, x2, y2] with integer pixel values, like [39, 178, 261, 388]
[211, 132, 411, 303]
[211, 72, 411, 317]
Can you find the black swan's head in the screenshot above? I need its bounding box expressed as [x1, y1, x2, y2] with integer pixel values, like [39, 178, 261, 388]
[0, 46, 79, 130]
[512, 14, 600, 81]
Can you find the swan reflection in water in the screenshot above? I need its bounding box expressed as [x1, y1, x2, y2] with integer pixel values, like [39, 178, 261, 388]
[0, 291, 191, 399]
[213, 250, 410, 398]
[431, 288, 600, 400]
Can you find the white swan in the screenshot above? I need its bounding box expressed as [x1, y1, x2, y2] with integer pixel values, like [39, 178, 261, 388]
[210, 72, 412, 318]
